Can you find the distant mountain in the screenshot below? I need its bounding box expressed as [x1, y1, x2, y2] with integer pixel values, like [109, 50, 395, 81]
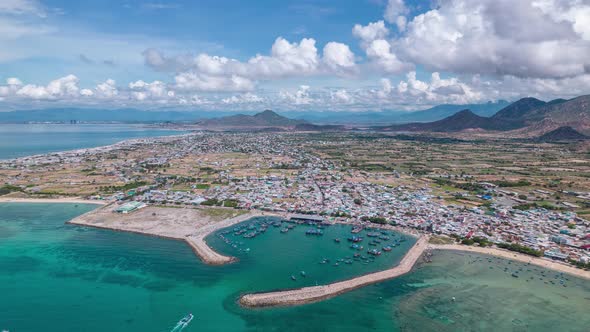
[537, 126, 589, 142]
[378, 110, 511, 132]
[376, 95, 590, 134]
[0, 101, 509, 125]
[394, 100, 510, 123]
[492, 97, 546, 120]
[282, 100, 509, 124]
[196, 110, 307, 127]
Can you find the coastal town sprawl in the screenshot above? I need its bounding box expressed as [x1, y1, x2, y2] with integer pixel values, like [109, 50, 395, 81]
[1, 132, 589, 268]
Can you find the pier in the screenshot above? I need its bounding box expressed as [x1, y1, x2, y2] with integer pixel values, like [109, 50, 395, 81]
[186, 211, 267, 264]
[239, 235, 429, 307]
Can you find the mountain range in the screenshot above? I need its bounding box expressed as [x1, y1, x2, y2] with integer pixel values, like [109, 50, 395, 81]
[379, 95, 590, 135]
[0, 101, 509, 124]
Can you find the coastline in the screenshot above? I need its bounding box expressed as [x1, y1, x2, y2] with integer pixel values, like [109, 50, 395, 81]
[0, 197, 107, 205]
[67, 204, 276, 265]
[0, 131, 193, 164]
[429, 244, 590, 280]
[239, 235, 429, 308]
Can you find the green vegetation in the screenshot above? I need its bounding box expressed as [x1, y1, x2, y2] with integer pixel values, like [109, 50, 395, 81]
[361, 216, 388, 224]
[195, 184, 211, 190]
[435, 178, 487, 193]
[0, 184, 22, 195]
[513, 202, 563, 211]
[201, 198, 222, 206]
[491, 180, 531, 187]
[223, 199, 239, 208]
[100, 181, 148, 193]
[497, 242, 543, 257]
[567, 259, 590, 270]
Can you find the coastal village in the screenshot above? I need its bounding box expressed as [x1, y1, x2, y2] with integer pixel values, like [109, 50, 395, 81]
[1, 131, 589, 269]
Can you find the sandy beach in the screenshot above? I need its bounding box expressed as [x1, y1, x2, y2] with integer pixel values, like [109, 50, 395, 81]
[0, 197, 107, 205]
[67, 204, 272, 264]
[429, 244, 590, 280]
[239, 235, 429, 308]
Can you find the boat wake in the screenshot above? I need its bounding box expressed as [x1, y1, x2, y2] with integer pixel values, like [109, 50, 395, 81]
[170, 313, 193, 332]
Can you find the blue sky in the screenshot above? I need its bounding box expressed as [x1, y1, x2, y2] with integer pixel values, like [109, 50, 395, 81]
[1, 0, 589, 111]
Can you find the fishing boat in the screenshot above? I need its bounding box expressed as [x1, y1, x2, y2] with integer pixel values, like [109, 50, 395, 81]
[305, 229, 323, 236]
[300, 271, 306, 277]
[347, 236, 363, 243]
[334, 238, 341, 243]
[367, 232, 380, 237]
[243, 231, 257, 239]
[291, 275, 297, 281]
[382, 246, 392, 252]
[368, 249, 382, 256]
[280, 228, 289, 233]
[351, 226, 363, 234]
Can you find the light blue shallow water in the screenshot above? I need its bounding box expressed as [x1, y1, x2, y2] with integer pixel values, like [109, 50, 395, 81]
[0, 124, 185, 160]
[1, 203, 589, 332]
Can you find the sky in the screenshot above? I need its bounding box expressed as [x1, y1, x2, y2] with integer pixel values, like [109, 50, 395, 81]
[0, 0, 589, 112]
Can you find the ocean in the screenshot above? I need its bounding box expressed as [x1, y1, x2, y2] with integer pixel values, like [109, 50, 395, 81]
[0, 124, 185, 160]
[1, 203, 588, 331]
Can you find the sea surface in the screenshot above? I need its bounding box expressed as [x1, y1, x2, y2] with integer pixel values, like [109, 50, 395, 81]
[0, 124, 185, 160]
[1, 203, 589, 332]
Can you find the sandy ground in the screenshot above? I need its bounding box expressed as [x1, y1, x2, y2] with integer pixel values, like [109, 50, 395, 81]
[67, 204, 271, 264]
[239, 235, 429, 308]
[429, 244, 590, 280]
[0, 197, 107, 205]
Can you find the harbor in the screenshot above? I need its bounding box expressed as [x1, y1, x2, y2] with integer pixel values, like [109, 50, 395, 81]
[239, 235, 429, 307]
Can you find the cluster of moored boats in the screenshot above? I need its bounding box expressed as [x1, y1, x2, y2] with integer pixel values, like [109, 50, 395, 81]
[338, 229, 407, 257]
[217, 219, 413, 281]
[466, 255, 572, 287]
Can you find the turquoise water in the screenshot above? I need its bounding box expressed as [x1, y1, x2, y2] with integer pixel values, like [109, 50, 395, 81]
[0, 124, 185, 160]
[1, 203, 589, 331]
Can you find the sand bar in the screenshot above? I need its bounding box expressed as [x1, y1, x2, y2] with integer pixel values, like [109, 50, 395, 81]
[68, 204, 271, 265]
[0, 197, 107, 205]
[429, 244, 590, 280]
[239, 235, 429, 308]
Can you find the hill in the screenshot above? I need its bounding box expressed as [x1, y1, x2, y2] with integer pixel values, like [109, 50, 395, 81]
[196, 110, 307, 127]
[378, 110, 511, 132]
[492, 97, 546, 120]
[537, 126, 589, 142]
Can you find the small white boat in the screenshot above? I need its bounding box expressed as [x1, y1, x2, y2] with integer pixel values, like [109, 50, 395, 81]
[180, 313, 193, 325]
